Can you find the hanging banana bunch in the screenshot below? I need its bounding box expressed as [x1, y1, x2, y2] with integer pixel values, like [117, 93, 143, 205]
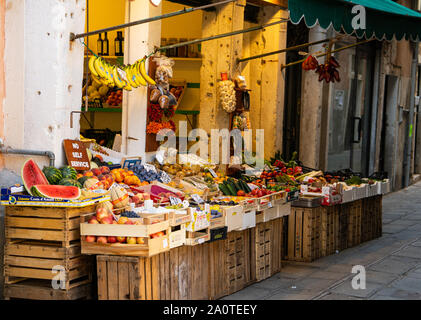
[88, 55, 156, 91]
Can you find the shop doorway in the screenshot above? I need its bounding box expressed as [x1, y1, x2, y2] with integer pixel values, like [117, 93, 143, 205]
[379, 75, 400, 190]
[327, 40, 376, 176]
[283, 21, 308, 161]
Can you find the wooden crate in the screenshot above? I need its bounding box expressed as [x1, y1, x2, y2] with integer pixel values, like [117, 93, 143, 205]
[255, 221, 272, 281]
[270, 218, 283, 275]
[320, 206, 337, 256]
[287, 206, 321, 262]
[362, 195, 382, 242]
[4, 241, 93, 290]
[96, 244, 209, 300]
[80, 212, 171, 257]
[3, 279, 93, 300]
[208, 239, 228, 299]
[335, 203, 348, 252]
[347, 200, 362, 247]
[5, 205, 96, 247]
[169, 224, 186, 249]
[226, 230, 247, 294]
[185, 228, 210, 246]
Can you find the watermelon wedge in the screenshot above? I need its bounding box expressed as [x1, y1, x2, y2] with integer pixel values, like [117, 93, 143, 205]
[31, 185, 81, 200]
[21, 159, 49, 195]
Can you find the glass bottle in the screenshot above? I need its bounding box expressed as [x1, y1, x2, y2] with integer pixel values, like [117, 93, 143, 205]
[114, 31, 124, 56]
[97, 33, 103, 55]
[103, 32, 109, 56]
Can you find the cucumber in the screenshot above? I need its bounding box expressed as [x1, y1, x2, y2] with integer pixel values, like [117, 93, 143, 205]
[238, 180, 247, 192]
[234, 181, 242, 193]
[225, 181, 237, 196]
[219, 183, 230, 196]
[242, 180, 251, 193]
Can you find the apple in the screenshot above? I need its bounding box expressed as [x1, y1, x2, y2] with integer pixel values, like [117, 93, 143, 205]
[88, 217, 99, 224]
[85, 235, 96, 243]
[101, 215, 114, 224]
[96, 207, 109, 222]
[118, 217, 129, 224]
[116, 236, 126, 243]
[97, 236, 107, 244]
[136, 237, 145, 244]
[112, 220, 118, 224]
[107, 236, 117, 243]
[125, 220, 134, 225]
[143, 193, 150, 200]
[126, 237, 136, 244]
[92, 168, 101, 176]
[100, 166, 110, 174]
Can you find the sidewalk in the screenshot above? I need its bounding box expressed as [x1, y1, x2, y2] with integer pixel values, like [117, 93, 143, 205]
[224, 182, 421, 300]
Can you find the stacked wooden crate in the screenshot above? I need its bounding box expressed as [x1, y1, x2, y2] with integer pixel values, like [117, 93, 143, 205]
[3, 205, 95, 300]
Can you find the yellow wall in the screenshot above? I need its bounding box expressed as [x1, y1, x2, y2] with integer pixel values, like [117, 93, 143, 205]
[161, 1, 202, 134]
[85, 0, 126, 56]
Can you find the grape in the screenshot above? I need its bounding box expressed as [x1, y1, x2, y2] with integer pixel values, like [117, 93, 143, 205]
[121, 211, 140, 218]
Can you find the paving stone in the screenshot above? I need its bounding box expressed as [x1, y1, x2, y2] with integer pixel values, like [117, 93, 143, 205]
[364, 270, 398, 285]
[389, 219, 418, 227]
[412, 241, 421, 247]
[382, 224, 410, 234]
[318, 292, 363, 300]
[265, 290, 314, 300]
[292, 277, 339, 293]
[221, 287, 271, 300]
[369, 256, 420, 275]
[392, 245, 421, 259]
[330, 280, 383, 298]
[375, 287, 421, 300]
[390, 277, 421, 293]
[250, 275, 297, 291]
[370, 295, 406, 300]
[277, 264, 319, 279]
[310, 270, 348, 281]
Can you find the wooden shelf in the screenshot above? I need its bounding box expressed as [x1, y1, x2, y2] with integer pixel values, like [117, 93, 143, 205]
[84, 55, 122, 59]
[83, 107, 122, 113]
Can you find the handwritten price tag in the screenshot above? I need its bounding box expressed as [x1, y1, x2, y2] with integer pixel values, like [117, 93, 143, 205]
[191, 194, 204, 204]
[208, 168, 217, 178]
[169, 196, 182, 206]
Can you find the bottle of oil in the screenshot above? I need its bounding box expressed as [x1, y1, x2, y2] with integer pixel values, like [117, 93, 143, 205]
[102, 32, 109, 56]
[97, 33, 103, 55]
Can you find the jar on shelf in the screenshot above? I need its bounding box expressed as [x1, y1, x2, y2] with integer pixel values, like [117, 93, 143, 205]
[187, 39, 197, 58]
[167, 38, 177, 57]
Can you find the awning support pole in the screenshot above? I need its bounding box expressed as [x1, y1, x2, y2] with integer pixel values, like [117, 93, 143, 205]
[156, 19, 289, 53]
[70, 0, 237, 41]
[281, 38, 375, 69]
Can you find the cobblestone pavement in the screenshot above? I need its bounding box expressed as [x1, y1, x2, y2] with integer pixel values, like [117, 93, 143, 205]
[224, 182, 421, 300]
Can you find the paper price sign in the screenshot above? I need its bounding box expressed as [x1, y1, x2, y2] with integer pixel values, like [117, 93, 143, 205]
[169, 196, 182, 206]
[208, 168, 217, 178]
[160, 171, 171, 184]
[144, 163, 157, 173]
[191, 194, 204, 204]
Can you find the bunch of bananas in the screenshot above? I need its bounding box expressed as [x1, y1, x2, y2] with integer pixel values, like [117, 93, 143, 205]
[88, 55, 156, 91]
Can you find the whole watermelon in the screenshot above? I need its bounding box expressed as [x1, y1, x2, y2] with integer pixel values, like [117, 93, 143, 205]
[77, 176, 90, 186]
[42, 167, 63, 185]
[59, 178, 82, 189]
[60, 166, 78, 180]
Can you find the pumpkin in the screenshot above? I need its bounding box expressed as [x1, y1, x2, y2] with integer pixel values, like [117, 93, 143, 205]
[84, 177, 103, 190]
[97, 201, 113, 213]
[110, 187, 129, 209]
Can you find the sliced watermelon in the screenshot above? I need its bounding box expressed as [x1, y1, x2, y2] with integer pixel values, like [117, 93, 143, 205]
[22, 159, 49, 195]
[31, 185, 81, 200]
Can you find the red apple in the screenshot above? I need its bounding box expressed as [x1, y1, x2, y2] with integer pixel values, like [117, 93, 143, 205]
[136, 237, 145, 244]
[100, 166, 110, 174]
[88, 217, 99, 224]
[97, 236, 107, 244]
[125, 220, 134, 225]
[92, 168, 101, 176]
[96, 207, 109, 221]
[101, 215, 114, 224]
[107, 236, 117, 243]
[116, 236, 126, 243]
[85, 235, 96, 243]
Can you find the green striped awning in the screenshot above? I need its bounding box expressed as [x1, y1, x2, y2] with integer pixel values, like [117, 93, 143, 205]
[288, 0, 421, 41]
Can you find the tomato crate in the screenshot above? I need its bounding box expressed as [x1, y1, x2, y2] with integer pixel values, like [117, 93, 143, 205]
[80, 212, 170, 257]
[240, 198, 258, 211]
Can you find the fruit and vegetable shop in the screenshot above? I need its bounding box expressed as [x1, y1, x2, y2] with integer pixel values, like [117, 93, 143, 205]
[4, 0, 411, 300]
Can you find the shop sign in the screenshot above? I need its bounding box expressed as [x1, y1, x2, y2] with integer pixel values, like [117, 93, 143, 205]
[63, 140, 90, 171]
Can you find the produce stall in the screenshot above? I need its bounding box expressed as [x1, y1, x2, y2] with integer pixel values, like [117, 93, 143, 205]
[1, 145, 387, 300]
